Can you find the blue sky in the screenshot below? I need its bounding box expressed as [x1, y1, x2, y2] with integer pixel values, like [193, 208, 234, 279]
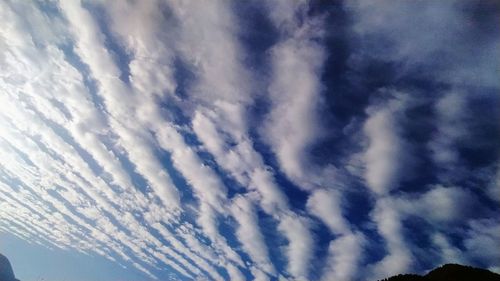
[0, 1, 499, 281]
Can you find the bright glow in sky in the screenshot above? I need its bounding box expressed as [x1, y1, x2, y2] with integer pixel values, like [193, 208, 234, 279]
[0, 1, 499, 281]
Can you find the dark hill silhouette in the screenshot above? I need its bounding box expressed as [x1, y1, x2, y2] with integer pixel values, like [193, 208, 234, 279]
[0, 253, 19, 281]
[378, 264, 500, 281]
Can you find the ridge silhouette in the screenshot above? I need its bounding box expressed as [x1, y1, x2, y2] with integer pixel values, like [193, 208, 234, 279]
[378, 264, 500, 281]
[0, 254, 19, 281]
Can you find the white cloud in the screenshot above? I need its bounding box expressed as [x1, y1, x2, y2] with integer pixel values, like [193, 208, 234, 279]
[363, 96, 409, 195]
[0, 1, 240, 279]
[262, 19, 325, 190]
[226, 263, 246, 281]
[170, 0, 253, 107]
[432, 232, 466, 265]
[231, 196, 275, 275]
[167, 1, 326, 277]
[346, 0, 500, 89]
[394, 185, 482, 225]
[321, 232, 365, 281]
[428, 91, 469, 182]
[307, 189, 350, 235]
[278, 214, 314, 279]
[370, 197, 414, 279]
[193, 105, 319, 280]
[59, 0, 182, 212]
[463, 219, 500, 267]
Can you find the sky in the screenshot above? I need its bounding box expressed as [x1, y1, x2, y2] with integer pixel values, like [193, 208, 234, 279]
[0, 0, 499, 281]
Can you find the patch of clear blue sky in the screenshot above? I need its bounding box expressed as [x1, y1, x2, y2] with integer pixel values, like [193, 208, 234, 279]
[0, 232, 149, 281]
